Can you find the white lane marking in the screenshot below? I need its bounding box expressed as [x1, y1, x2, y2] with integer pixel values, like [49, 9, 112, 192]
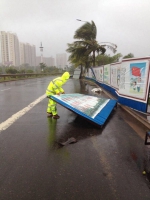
[1, 88, 11, 92]
[0, 94, 46, 133]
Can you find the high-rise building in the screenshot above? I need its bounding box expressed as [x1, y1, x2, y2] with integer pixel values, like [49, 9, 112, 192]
[22, 43, 36, 66]
[31, 45, 36, 66]
[14, 33, 20, 66]
[0, 31, 20, 66]
[0, 31, 12, 66]
[0, 31, 36, 67]
[56, 53, 67, 69]
[20, 42, 25, 65]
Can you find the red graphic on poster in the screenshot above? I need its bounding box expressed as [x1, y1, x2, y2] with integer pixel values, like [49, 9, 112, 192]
[131, 67, 141, 77]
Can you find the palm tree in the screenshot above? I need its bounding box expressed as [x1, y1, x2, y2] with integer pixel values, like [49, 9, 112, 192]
[73, 20, 117, 67]
[67, 43, 91, 78]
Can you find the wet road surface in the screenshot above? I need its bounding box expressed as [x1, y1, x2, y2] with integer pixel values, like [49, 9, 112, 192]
[0, 77, 150, 200]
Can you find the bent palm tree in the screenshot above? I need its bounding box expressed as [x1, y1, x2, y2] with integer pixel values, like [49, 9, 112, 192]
[67, 43, 92, 78]
[74, 21, 117, 67]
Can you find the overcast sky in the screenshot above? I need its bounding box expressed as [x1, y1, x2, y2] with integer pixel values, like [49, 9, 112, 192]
[1, 0, 150, 60]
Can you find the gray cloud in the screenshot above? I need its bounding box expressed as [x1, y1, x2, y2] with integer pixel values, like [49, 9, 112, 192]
[1, 0, 150, 59]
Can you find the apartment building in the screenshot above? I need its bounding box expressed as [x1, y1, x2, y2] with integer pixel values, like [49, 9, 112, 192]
[14, 33, 20, 66]
[20, 43, 36, 66]
[0, 31, 37, 67]
[0, 31, 20, 66]
[20, 42, 25, 65]
[56, 53, 67, 69]
[0, 31, 11, 66]
[31, 45, 36, 66]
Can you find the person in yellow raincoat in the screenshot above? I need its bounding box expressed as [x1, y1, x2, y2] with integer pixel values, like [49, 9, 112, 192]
[46, 72, 70, 119]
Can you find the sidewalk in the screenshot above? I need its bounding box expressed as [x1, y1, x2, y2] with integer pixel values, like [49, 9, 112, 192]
[83, 79, 150, 130]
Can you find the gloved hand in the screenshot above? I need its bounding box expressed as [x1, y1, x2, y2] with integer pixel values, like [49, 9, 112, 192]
[47, 95, 51, 98]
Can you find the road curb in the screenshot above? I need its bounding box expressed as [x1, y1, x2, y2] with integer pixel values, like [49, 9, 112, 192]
[83, 78, 150, 130]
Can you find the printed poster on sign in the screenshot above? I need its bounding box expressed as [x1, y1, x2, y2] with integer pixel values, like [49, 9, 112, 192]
[130, 63, 146, 96]
[99, 67, 103, 82]
[88, 69, 94, 78]
[56, 94, 109, 119]
[91, 67, 103, 82]
[104, 64, 110, 85]
[118, 61, 149, 99]
[94, 68, 100, 80]
[110, 64, 121, 89]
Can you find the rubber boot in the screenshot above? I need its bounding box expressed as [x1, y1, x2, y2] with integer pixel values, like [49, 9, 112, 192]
[53, 114, 60, 119]
[47, 113, 53, 118]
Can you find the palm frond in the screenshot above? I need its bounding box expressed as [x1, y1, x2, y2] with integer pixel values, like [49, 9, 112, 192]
[74, 21, 97, 40]
[66, 21, 117, 67]
[100, 42, 117, 53]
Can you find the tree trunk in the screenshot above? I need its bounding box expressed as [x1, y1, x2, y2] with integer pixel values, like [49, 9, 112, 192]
[93, 51, 95, 67]
[79, 65, 83, 79]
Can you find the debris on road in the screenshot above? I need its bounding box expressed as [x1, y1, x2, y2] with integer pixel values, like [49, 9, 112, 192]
[58, 137, 77, 146]
[91, 88, 102, 94]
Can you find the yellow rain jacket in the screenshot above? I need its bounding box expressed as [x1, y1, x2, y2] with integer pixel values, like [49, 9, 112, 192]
[46, 72, 70, 115]
[46, 72, 70, 96]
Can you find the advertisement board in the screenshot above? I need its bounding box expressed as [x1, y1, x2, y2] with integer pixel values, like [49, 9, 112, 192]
[50, 94, 117, 126]
[99, 66, 103, 82]
[118, 59, 150, 100]
[104, 64, 110, 85]
[55, 94, 109, 119]
[110, 63, 121, 89]
[93, 66, 103, 82]
[89, 68, 95, 79]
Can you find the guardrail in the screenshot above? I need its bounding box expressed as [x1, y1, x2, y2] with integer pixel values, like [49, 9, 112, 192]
[0, 73, 57, 82]
[0, 73, 74, 82]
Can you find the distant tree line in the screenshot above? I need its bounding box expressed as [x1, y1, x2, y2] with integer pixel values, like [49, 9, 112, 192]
[0, 62, 74, 75]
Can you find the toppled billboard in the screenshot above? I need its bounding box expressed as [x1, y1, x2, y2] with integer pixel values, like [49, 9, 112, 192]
[50, 93, 117, 127]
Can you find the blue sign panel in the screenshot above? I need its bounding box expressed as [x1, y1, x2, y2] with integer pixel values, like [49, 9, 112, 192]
[50, 93, 117, 127]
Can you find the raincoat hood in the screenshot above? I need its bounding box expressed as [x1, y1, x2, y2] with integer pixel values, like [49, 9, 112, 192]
[61, 72, 70, 80]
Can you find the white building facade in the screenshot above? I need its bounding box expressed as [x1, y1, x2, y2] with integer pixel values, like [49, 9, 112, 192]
[20, 42, 25, 65]
[20, 43, 36, 66]
[0, 31, 20, 66]
[0, 31, 36, 67]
